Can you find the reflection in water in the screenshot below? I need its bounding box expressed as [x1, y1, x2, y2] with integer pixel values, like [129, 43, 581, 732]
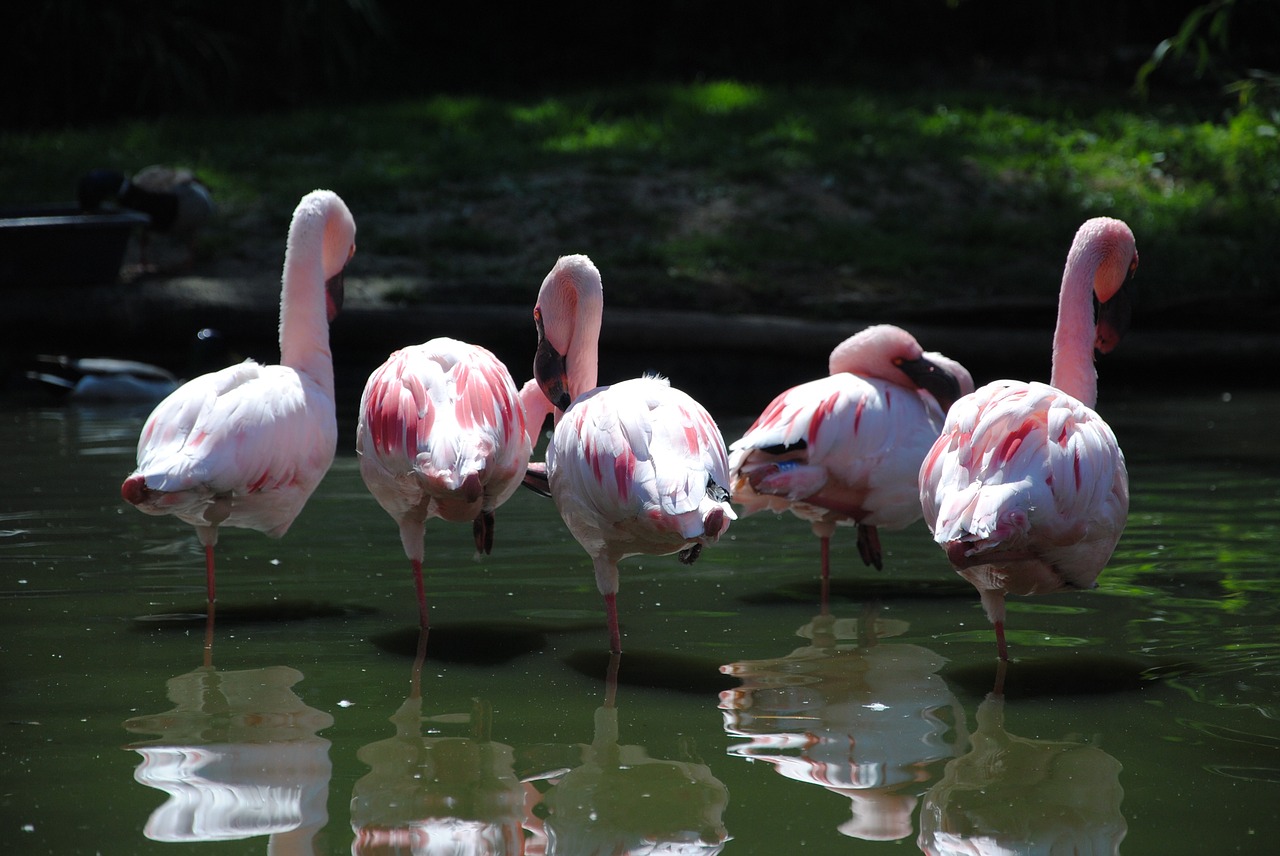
[350, 632, 528, 855]
[122, 613, 333, 854]
[537, 656, 731, 855]
[719, 608, 964, 841]
[917, 677, 1126, 855]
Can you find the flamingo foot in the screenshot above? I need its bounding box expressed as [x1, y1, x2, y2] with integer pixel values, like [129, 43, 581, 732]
[604, 592, 622, 654]
[473, 510, 495, 554]
[412, 558, 430, 630]
[856, 524, 883, 570]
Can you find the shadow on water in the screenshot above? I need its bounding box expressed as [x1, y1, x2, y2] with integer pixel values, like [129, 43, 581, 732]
[737, 575, 975, 606]
[130, 599, 373, 628]
[563, 649, 740, 695]
[942, 653, 1184, 701]
[370, 622, 552, 666]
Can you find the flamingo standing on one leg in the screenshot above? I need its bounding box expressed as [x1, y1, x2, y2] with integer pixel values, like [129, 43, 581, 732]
[919, 217, 1137, 661]
[355, 339, 543, 628]
[729, 325, 972, 587]
[529, 254, 736, 654]
[121, 189, 356, 604]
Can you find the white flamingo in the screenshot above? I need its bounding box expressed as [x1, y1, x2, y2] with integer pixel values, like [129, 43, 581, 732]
[919, 217, 1137, 660]
[729, 324, 972, 583]
[355, 339, 543, 628]
[121, 189, 356, 603]
[530, 254, 735, 654]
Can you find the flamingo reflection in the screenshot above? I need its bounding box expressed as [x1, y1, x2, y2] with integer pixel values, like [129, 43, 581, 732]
[531, 656, 731, 855]
[917, 665, 1127, 855]
[719, 607, 965, 841]
[349, 631, 528, 855]
[122, 610, 333, 854]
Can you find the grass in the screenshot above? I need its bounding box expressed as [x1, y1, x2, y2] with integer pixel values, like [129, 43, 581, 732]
[3, 81, 1276, 326]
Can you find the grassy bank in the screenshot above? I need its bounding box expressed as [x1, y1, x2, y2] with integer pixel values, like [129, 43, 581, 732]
[4, 81, 1275, 328]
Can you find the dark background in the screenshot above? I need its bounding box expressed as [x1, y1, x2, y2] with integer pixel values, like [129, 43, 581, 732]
[12, 1, 1279, 129]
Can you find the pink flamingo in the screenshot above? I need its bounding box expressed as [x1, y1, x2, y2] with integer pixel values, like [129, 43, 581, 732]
[919, 217, 1137, 660]
[729, 325, 972, 583]
[355, 339, 543, 628]
[121, 190, 356, 603]
[530, 254, 735, 654]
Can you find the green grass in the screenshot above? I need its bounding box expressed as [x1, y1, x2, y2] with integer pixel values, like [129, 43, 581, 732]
[4, 81, 1276, 324]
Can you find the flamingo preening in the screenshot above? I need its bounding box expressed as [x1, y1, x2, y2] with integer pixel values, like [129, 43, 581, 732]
[919, 217, 1137, 660]
[729, 325, 972, 585]
[121, 189, 356, 604]
[355, 339, 540, 628]
[529, 254, 736, 654]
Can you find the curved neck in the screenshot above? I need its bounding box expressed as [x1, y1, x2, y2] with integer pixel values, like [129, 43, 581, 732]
[278, 211, 334, 393]
[1050, 242, 1098, 406]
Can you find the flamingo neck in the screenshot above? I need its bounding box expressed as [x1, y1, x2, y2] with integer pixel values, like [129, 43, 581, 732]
[1049, 238, 1098, 407]
[278, 211, 335, 392]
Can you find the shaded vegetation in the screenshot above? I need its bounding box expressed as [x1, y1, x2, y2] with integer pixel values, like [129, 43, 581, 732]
[4, 81, 1275, 327]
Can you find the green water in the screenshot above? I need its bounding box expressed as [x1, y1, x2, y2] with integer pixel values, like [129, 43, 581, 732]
[1, 387, 1277, 854]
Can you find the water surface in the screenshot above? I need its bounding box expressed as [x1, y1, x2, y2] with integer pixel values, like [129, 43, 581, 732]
[1, 385, 1277, 854]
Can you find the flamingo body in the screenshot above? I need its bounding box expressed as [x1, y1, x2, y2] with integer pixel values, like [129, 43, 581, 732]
[919, 217, 1137, 659]
[356, 338, 533, 627]
[729, 325, 970, 576]
[533, 254, 735, 653]
[121, 190, 355, 602]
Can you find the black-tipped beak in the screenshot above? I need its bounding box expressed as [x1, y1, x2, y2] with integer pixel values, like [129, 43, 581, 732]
[898, 355, 963, 412]
[1094, 260, 1136, 355]
[325, 270, 345, 322]
[533, 308, 571, 411]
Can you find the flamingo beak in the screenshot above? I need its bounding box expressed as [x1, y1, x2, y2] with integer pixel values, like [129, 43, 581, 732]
[533, 308, 571, 411]
[899, 355, 963, 412]
[325, 270, 345, 322]
[1094, 281, 1132, 355]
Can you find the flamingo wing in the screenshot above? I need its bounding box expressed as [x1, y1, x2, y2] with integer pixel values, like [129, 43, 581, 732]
[549, 377, 734, 559]
[920, 380, 1128, 591]
[730, 374, 944, 528]
[132, 361, 337, 534]
[357, 339, 532, 524]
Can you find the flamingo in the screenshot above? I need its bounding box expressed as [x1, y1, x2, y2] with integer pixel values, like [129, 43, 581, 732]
[120, 189, 356, 604]
[728, 325, 972, 585]
[355, 338, 541, 628]
[530, 254, 736, 654]
[79, 165, 215, 270]
[919, 217, 1137, 660]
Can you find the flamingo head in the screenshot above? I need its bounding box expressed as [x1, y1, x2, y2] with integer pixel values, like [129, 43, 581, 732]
[1082, 218, 1138, 355]
[321, 198, 356, 322]
[532, 254, 603, 411]
[533, 306, 571, 411]
[830, 325, 969, 411]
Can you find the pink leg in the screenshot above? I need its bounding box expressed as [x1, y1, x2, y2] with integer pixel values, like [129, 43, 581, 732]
[202, 601, 216, 669]
[204, 544, 217, 603]
[819, 536, 831, 581]
[995, 620, 1009, 662]
[604, 592, 622, 654]
[412, 558, 430, 629]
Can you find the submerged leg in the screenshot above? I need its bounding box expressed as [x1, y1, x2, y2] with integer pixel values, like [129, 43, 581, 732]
[604, 592, 622, 654]
[411, 557, 430, 629]
[204, 544, 216, 603]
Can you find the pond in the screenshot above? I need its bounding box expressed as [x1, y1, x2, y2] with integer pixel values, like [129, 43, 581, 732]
[1, 379, 1277, 855]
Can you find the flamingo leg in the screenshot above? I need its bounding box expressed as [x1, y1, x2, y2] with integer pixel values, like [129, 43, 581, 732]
[204, 544, 217, 603]
[995, 620, 1009, 662]
[856, 524, 883, 570]
[411, 558, 430, 629]
[604, 592, 622, 654]
[819, 536, 831, 581]
[202, 601, 216, 669]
